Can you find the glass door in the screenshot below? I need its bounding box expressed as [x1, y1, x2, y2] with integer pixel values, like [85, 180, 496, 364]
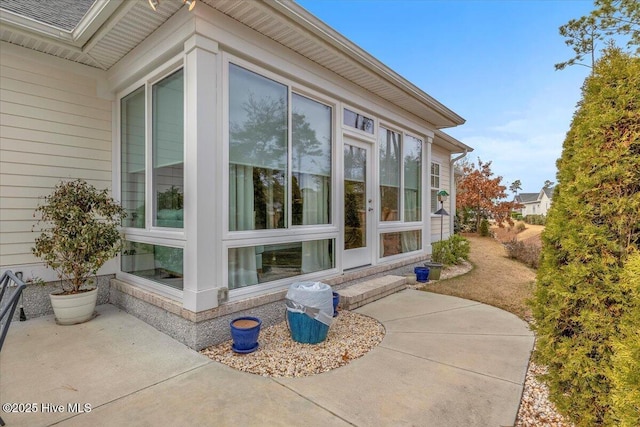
[343, 137, 373, 269]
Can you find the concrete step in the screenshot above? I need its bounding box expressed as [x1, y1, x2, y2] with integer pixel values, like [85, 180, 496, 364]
[337, 275, 407, 310]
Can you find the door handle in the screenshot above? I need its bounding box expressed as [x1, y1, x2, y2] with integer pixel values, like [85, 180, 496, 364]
[368, 207, 374, 212]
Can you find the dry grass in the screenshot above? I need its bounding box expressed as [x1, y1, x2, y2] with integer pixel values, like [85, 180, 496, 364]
[421, 234, 536, 320]
[492, 223, 544, 246]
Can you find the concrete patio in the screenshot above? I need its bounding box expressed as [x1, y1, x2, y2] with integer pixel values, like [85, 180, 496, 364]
[0, 290, 534, 426]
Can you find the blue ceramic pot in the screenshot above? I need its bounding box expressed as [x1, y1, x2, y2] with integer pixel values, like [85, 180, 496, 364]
[332, 292, 340, 317]
[230, 316, 262, 353]
[414, 266, 430, 283]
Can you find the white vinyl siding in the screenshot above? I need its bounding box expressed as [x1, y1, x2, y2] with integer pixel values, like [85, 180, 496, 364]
[430, 146, 451, 242]
[0, 48, 112, 267]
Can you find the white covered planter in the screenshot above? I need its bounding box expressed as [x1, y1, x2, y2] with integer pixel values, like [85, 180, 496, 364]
[49, 288, 98, 325]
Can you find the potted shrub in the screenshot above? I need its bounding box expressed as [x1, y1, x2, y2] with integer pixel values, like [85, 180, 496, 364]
[32, 179, 126, 325]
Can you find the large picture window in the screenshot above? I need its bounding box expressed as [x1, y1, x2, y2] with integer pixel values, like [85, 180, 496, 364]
[229, 64, 288, 231]
[227, 63, 334, 289]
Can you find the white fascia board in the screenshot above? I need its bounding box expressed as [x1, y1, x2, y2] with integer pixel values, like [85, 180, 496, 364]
[267, 0, 466, 128]
[434, 130, 473, 154]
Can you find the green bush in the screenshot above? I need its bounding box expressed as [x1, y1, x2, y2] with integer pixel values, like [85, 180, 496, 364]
[32, 179, 126, 293]
[524, 214, 546, 225]
[479, 218, 490, 236]
[432, 235, 470, 266]
[531, 49, 640, 426]
[610, 252, 640, 426]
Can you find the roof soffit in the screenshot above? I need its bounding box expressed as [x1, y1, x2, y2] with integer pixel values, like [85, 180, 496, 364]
[0, 0, 466, 130]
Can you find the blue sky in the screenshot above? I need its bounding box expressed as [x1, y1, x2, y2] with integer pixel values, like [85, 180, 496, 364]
[297, 0, 595, 194]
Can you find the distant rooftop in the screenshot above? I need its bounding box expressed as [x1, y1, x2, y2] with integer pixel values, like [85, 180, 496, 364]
[516, 193, 540, 203]
[1, 0, 96, 32]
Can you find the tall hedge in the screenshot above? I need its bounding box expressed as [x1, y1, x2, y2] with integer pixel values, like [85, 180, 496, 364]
[532, 48, 640, 426]
[610, 252, 640, 426]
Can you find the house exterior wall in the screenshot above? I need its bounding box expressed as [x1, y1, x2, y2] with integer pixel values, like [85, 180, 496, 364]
[522, 202, 538, 216]
[430, 145, 451, 242]
[105, 6, 454, 313]
[539, 192, 551, 216]
[0, 42, 112, 275]
[0, 5, 467, 346]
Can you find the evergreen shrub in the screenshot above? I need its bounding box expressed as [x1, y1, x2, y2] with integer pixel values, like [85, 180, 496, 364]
[524, 214, 546, 225]
[610, 253, 640, 426]
[479, 219, 490, 236]
[531, 49, 640, 426]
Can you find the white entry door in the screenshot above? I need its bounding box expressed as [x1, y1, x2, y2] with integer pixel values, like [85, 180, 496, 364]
[343, 137, 373, 270]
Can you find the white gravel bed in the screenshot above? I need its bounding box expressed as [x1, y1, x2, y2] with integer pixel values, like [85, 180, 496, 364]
[201, 310, 385, 378]
[515, 356, 574, 426]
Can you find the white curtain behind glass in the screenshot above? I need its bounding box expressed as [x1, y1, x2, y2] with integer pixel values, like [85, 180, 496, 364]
[228, 64, 287, 288]
[291, 93, 332, 272]
[380, 128, 401, 221]
[402, 135, 422, 252]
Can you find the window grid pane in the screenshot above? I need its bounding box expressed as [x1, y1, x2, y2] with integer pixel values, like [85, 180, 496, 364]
[404, 135, 422, 222]
[228, 239, 334, 289]
[121, 240, 183, 290]
[381, 230, 422, 257]
[121, 86, 146, 228]
[229, 64, 288, 231]
[292, 93, 332, 226]
[431, 162, 441, 213]
[379, 128, 401, 221]
[343, 108, 374, 134]
[153, 69, 184, 228]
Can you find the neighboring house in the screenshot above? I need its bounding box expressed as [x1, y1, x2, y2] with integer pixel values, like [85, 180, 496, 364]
[0, 0, 472, 349]
[515, 187, 554, 217]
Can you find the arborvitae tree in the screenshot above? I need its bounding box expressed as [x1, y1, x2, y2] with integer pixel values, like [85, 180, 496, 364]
[609, 252, 640, 427]
[532, 48, 640, 426]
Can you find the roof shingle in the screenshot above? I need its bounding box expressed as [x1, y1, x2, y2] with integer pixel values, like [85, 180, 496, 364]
[1, 0, 96, 32]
